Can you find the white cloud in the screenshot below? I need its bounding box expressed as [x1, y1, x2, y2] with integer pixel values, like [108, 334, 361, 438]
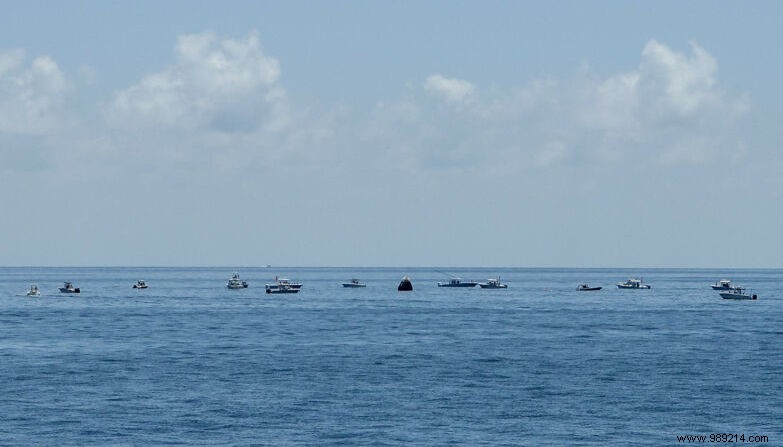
[579, 39, 746, 164]
[369, 40, 747, 171]
[424, 74, 475, 103]
[0, 50, 68, 134]
[639, 39, 718, 116]
[109, 31, 287, 132]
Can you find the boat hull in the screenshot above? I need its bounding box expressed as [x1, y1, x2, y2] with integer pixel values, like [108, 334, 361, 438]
[479, 284, 508, 289]
[265, 284, 301, 291]
[577, 287, 602, 291]
[59, 288, 80, 293]
[719, 292, 757, 300]
[266, 287, 299, 294]
[438, 282, 478, 287]
[617, 285, 651, 289]
[342, 283, 366, 288]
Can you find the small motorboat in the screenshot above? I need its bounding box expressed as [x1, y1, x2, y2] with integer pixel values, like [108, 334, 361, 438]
[437, 277, 478, 287]
[27, 284, 41, 297]
[265, 277, 301, 293]
[479, 277, 508, 289]
[342, 278, 367, 288]
[711, 279, 733, 290]
[227, 273, 249, 289]
[398, 275, 413, 291]
[719, 287, 757, 300]
[576, 283, 602, 291]
[617, 278, 651, 289]
[133, 280, 148, 289]
[59, 281, 80, 293]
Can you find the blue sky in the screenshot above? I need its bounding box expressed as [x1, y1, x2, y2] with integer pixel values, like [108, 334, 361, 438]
[1, 1, 781, 267]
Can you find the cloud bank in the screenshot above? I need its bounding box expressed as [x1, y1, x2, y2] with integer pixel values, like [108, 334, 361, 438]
[367, 39, 747, 172]
[0, 35, 748, 178]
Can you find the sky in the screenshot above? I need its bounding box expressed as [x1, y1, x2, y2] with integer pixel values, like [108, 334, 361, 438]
[1, 1, 782, 267]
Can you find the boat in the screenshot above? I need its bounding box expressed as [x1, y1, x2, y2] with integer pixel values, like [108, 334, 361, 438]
[133, 280, 148, 289]
[616, 278, 651, 289]
[273, 277, 302, 289]
[711, 279, 733, 290]
[479, 277, 508, 289]
[27, 284, 41, 297]
[719, 287, 757, 300]
[265, 277, 302, 293]
[398, 275, 413, 291]
[437, 277, 478, 287]
[227, 273, 249, 289]
[342, 278, 366, 288]
[576, 283, 602, 291]
[59, 281, 80, 293]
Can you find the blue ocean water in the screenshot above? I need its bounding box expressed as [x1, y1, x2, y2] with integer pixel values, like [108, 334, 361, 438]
[0, 267, 781, 446]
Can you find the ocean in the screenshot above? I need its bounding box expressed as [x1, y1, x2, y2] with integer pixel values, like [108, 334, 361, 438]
[1, 267, 780, 446]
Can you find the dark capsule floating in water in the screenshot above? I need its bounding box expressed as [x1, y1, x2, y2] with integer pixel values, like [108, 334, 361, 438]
[398, 275, 413, 291]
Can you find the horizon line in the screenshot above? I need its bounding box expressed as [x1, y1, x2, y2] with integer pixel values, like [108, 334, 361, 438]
[2, 265, 782, 270]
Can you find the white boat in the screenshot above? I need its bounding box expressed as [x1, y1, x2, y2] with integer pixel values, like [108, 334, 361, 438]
[133, 280, 148, 289]
[438, 277, 478, 287]
[227, 273, 249, 289]
[59, 281, 80, 293]
[711, 279, 733, 290]
[265, 277, 302, 293]
[342, 278, 366, 288]
[479, 278, 508, 289]
[719, 287, 757, 300]
[27, 284, 41, 297]
[617, 278, 651, 289]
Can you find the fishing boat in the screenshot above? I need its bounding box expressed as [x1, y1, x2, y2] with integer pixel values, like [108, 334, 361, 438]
[616, 278, 651, 289]
[342, 278, 367, 288]
[133, 280, 148, 289]
[265, 277, 302, 293]
[227, 273, 248, 289]
[711, 279, 733, 290]
[437, 277, 479, 287]
[719, 287, 757, 300]
[479, 277, 508, 289]
[398, 275, 413, 291]
[27, 284, 41, 297]
[59, 281, 80, 293]
[576, 283, 602, 291]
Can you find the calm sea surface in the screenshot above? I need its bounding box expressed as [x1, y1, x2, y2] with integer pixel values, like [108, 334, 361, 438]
[1, 267, 781, 446]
